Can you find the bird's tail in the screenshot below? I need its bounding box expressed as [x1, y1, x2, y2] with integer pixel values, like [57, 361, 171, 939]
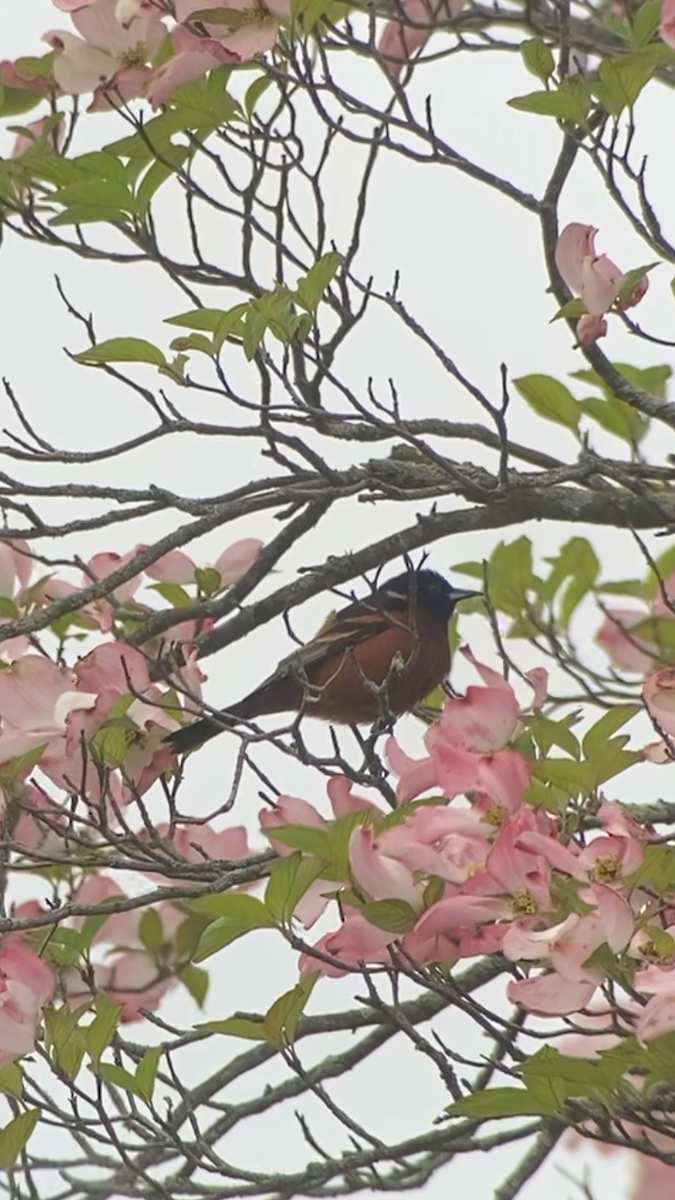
[165, 710, 237, 755]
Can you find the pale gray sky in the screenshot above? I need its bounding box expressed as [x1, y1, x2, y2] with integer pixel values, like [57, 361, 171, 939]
[2, 4, 673, 1196]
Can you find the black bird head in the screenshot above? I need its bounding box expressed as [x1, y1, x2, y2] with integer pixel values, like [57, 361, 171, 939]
[375, 569, 481, 623]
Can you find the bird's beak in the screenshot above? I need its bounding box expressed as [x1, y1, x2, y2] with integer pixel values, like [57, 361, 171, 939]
[452, 588, 482, 601]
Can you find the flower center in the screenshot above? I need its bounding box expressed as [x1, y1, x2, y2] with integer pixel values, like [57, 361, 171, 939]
[483, 803, 508, 827]
[118, 42, 150, 68]
[511, 889, 537, 916]
[591, 854, 621, 883]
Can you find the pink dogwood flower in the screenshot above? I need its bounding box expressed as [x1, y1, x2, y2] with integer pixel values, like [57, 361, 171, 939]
[67, 900, 185, 1021]
[0, 656, 97, 767]
[175, 0, 290, 59]
[377, 0, 469, 78]
[576, 313, 608, 345]
[505, 884, 634, 1015]
[643, 666, 675, 743]
[388, 648, 543, 810]
[0, 60, 54, 96]
[555, 223, 649, 344]
[45, 0, 167, 108]
[0, 941, 54, 1066]
[634, 962, 675, 1043]
[660, 0, 675, 49]
[144, 537, 264, 588]
[146, 24, 238, 107]
[0, 540, 32, 599]
[53, 0, 144, 18]
[596, 608, 657, 674]
[380, 804, 491, 883]
[349, 826, 424, 909]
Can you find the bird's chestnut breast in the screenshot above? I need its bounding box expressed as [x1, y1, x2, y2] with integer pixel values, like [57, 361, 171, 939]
[302, 616, 451, 723]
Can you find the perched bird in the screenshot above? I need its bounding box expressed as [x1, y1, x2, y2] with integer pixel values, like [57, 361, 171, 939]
[166, 567, 479, 755]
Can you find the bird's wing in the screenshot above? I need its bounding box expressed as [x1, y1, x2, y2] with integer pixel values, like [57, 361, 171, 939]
[256, 612, 396, 691]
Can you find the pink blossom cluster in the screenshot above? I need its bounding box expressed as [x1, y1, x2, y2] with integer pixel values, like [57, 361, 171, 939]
[0, 534, 262, 647]
[257, 652, 675, 1047]
[2, 0, 290, 122]
[594, 566, 675, 762]
[0, 818, 254, 1040]
[596, 570, 675, 675]
[0, 533, 262, 1056]
[555, 223, 649, 346]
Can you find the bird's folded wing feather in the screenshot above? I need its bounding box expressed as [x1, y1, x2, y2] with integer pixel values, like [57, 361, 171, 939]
[256, 614, 395, 691]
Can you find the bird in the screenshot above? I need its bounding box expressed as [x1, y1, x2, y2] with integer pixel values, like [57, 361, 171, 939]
[165, 567, 480, 755]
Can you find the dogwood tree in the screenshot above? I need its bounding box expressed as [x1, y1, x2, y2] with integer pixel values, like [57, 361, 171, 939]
[0, 1, 675, 1197]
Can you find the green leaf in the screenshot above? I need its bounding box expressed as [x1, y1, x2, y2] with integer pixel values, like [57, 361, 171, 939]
[172, 68, 240, 127]
[199, 1016, 267, 1040]
[136, 150, 189, 216]
[632, 0, 662, 45]
[97, 1062, 140, 1096]
[627, 844, 675, 893]
[265, 825, 332, 858]
[616, 263, 659, 307]
[175, 912, 211, 960]
[597, 53, 659, 114]
[169, 333, 214, 357]
[0, 88, 44, 119]
[507, 80, 592, 126]
[604, 13, 632, 41]
[213, 303, 249, 352]
[445, 1087, 557, 1119]
[645, 544, 675, 600]
[164, 308, 229, 332]
[85, 998, 123, 1065]
[0, 1065, 23, 1098]
[192, 895, 277, 961]
[529, 714, 580, 760]
[51, 178, 136, 214]
[50, 205, 131, 228]
[520, 38, 555, 83]
[139, 908, 164, 954]
[178, 965, 209, 1007]
[72, 152, 129, 184]
[45, 1005, 89, 1078]
[194, 566, 222, 597]
[596, 579, 648, 598]
[135, 1046, 162, 1104]
[296, 253, 342, 314]
[582, 706, 640, 758]
[359, 899, 418, 933]
[75, 338, 166, 367]
[524, 779, 570, 813]
[245, 74, 274, 117]
[585, 736, 642, 790]
[148, 581, 193, 606]
[90, 724, 129, 769]
[263, 973, 318, 1049]
[580, 394, 648, 446]
[293, 0, 335, 31]
[559, 541, 600, 627]
[450, 561, 483, 580]
[78, 913, 111, 949]
[0, 1110, 41, 1170]
[514, 374, 580, 432]
[541, 537, 598, 612]
[550, 297, 587, 322]
[487, 537, 535, 617]
[265, 853, 327, 924]
[190, 7, 249, 24]
[534, 757, 587, 799]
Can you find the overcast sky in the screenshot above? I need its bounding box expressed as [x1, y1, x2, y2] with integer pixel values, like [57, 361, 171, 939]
[3, 4, 675, 1196]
